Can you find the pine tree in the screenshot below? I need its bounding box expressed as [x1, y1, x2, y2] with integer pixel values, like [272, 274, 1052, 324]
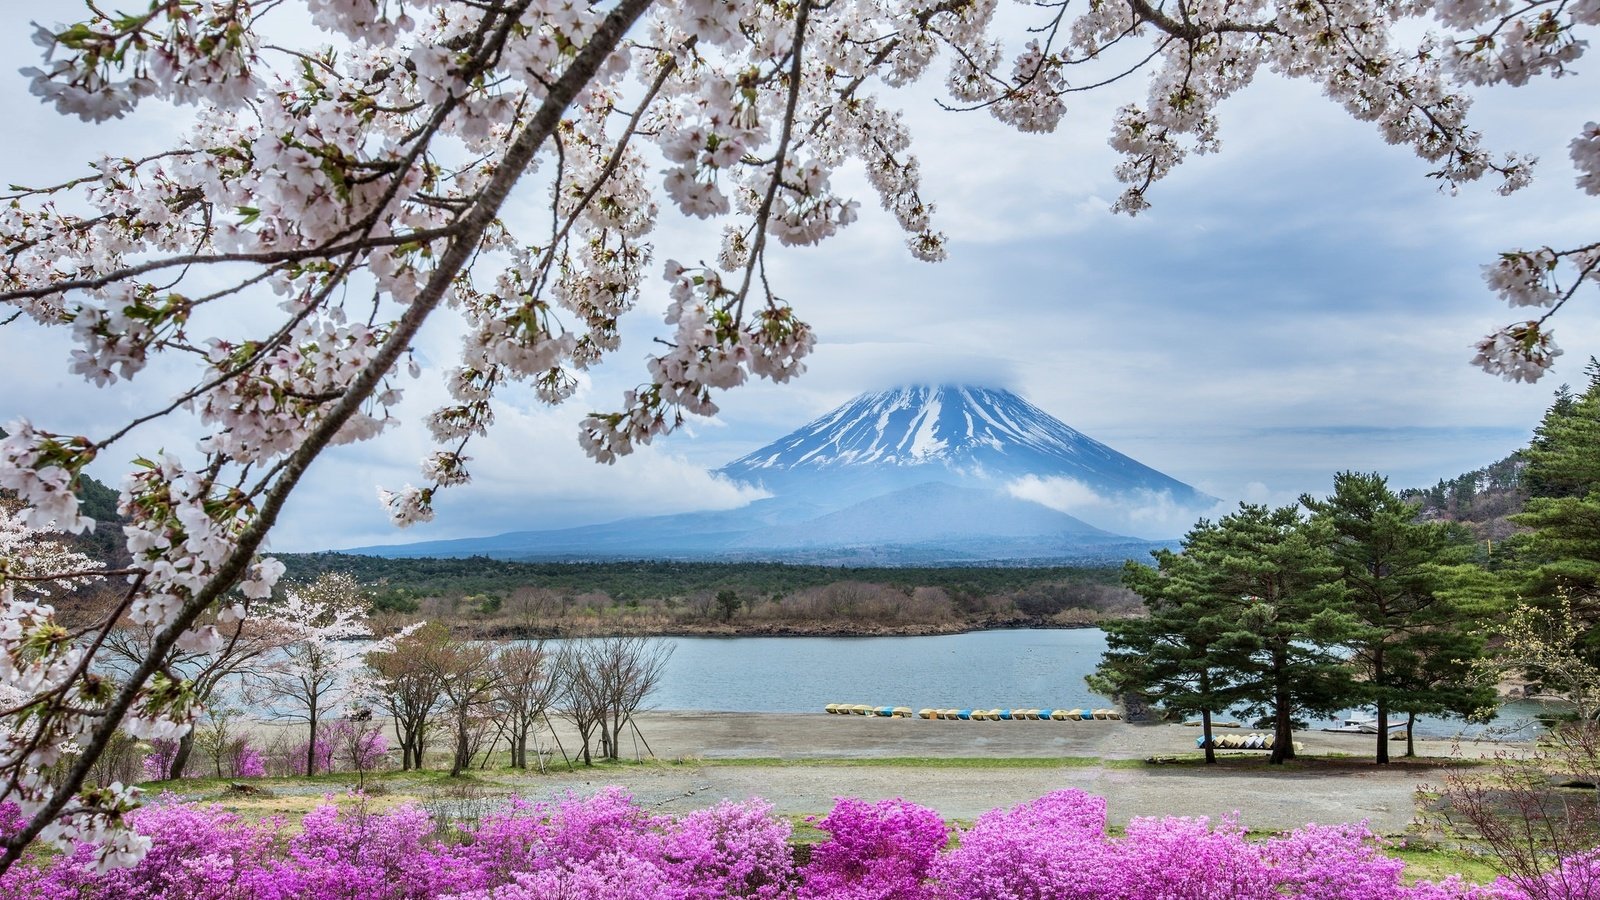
[1177, 504, 1354, 764]
[1513, 358, 1600, 641]
[1303, 472, 1485, 763]
[1091, 528, 1251, 764]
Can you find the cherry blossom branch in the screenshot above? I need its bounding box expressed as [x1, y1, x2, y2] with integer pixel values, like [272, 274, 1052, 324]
[734, 0, 813, 318]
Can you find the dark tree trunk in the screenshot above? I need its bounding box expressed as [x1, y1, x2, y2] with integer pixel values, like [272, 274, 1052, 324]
[169, 731, 195, 780]
[450, 713, 469, 777]
[1269, 652, 1294, 764]
[305, 695, 319, 776]
[1374, 647, 1389, 765]
[1405, 712, 1417, 758]
[1201, 707, 1216, 765]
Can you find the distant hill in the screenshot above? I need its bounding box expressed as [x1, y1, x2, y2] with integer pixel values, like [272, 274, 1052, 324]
[1400, 451, 1526, 542]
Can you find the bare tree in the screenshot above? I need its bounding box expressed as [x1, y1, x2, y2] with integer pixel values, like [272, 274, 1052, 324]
[493, 643, 560, 770]
[336, 706, 384, 791]
[367, 623, 450, 771]
[428, 639, 505, 777]
[554, 644, 606, 766]
[103, 613, 289, 779]
[556, 636, 672, 763]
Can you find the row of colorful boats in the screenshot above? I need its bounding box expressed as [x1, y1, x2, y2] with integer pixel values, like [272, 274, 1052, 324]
[1196, 733, 1303, 751]
[823, 704, 1122, 721]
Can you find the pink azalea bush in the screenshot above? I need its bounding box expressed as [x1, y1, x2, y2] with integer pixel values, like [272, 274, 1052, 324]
[140, 739, 182, 782]
[279, 721, 389, 776]
[0, 790, 1585, 899]
[140, 736, 268, 782]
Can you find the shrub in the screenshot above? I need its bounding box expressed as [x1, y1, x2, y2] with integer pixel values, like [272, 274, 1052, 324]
[0, 789, 1584, 899]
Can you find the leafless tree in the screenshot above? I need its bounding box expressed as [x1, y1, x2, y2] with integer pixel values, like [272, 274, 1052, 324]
[493, 642, 560, 769]
[102, 613, 290, 779]
[1435, 723, 1600, 899]
[555, 636, 672, 763]
[555, 643, 606, 766]
[367, 623, 449, 771]
[428, 639, 505, 777]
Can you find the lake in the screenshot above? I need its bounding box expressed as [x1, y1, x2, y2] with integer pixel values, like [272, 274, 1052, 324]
[621, 628, 1546, 739]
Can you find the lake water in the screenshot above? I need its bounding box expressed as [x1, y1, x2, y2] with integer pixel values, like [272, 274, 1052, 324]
[624, 628, 1546, 739]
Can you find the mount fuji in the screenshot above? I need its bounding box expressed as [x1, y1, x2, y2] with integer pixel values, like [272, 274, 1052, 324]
[345, 385, 1215, 563]
[718, 385, 1212, 529]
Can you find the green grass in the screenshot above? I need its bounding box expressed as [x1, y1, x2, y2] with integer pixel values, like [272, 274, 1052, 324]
[1391, 846, 1502, 885]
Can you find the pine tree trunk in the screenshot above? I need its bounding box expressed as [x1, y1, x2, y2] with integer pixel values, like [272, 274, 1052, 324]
[1270, 654, 1294, 764]
[1405, 712, 1417, 758]
[1375, 698, 1390, 765]
[1374, 648, 1390, 765]
[1202, 708, 1216, 765]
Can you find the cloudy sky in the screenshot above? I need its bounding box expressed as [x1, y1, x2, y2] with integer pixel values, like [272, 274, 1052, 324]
[3, 3, 1598, 552]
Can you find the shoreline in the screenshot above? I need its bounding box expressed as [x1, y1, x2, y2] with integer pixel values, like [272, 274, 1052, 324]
[456, 617, 1106, 640]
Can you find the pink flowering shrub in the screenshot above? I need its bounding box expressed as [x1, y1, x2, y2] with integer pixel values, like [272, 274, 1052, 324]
[284, 738, 335, 776]
[931, 789, 1109, 900]
[0, 789, 1588, 899]
[799, 797, 947, 900]
[1103, 814, 1276, 900]
[235, 744, 268, 778]
[665, 799, 796, 900]
[1492, 850, 1600, 900]
[141, 739, 182, 782]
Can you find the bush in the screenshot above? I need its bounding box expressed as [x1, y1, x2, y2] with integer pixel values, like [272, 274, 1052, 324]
[0, 790, 1578, 899]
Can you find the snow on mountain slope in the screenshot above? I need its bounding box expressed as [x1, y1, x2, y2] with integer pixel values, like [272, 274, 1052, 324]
[717, 385, 1215, 538]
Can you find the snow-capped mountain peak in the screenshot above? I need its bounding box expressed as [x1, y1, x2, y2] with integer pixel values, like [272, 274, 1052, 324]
[717, 385, 1215, 538]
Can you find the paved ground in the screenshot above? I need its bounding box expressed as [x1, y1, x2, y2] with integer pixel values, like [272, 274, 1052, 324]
[488, 712, 1513, 834]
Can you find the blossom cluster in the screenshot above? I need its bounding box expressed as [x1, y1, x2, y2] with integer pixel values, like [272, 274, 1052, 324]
[2, 787, 1584, 898]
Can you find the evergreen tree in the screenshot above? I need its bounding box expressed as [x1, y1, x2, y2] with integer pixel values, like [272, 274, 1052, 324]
[1183, 504, 1355, 764]
[1386, 626, 1496, 758]
[1091, 527, 1250, 764]
[1303, 472, 1485, 763]
[1512, 358, 1600, 641]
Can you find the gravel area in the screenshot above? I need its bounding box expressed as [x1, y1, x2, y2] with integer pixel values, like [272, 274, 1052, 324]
[487, 712, 1515, 834]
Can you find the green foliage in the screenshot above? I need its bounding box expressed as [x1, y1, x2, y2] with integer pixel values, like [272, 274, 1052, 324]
[1097, 504, 1357, 765]
[1522, 359, 1600, 501]
[1092, 530, 1251, 764]
[714, 589, 741, 622]
[1508, 358, 1600, 642]
[1304, 472, 1493, 762]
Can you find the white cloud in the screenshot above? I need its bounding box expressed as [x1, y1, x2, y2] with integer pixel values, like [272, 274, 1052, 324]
[1005, 474, 1227, 540]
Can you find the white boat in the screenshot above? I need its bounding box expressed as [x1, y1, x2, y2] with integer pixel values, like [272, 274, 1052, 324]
[1323, 718, 1407, 734]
